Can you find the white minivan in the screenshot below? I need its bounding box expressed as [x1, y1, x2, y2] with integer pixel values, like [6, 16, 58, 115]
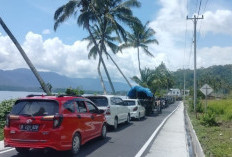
[123, 99, 145, 120]
[85, 95, 130, 130]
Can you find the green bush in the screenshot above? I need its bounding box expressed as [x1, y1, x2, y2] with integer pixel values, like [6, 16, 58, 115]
[0, 99, 16, 127]
[188, 98, 204, 113]
[200, 111, 217, 126]
[65, 87, 84, 96]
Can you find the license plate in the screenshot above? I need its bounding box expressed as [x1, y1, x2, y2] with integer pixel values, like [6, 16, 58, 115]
[20, 124, 39, 132]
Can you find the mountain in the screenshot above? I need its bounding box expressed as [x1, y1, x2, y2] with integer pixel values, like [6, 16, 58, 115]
[173, 64, 232, 94]
[0, 68, 131, 92]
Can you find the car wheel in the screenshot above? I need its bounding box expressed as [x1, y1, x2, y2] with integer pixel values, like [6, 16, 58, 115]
[114, 118, 118, 130]
[101, 123, 107, 139]
[71, 133, 81, 155]
[126, 114, 130, 124]
[15, 147, 30, 155]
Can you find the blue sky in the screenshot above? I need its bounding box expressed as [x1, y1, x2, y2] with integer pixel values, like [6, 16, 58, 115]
[0, 0, 160, 44]
[0, 0, 232, 81]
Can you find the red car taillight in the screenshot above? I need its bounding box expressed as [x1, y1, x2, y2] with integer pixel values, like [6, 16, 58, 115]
[53, 114, 63, 128]
[6, 115, 20, 127]
[41, 114, 63, 128]
[105, 107, 111, 115]
[133, 106, 138, 111]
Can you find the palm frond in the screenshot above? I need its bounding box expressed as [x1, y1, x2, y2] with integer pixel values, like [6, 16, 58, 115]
[142, 47, 154, 57]
[143, 39, 159, 45]
[120, 0, 141, 8]
[54, 1, 79, 31]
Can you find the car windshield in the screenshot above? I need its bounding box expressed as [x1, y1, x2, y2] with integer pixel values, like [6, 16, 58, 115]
[10, 100, 59, 116]
[124, 101, 136, 106]
[86, 97, 108, 107]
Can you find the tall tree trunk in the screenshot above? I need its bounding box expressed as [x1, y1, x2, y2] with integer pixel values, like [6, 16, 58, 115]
[104, 49, 132, 88]
[86, 24, 116, 94]
[0, 17, 51, 95]
[98, 57, 107, 94]
[137, 47, 142, 75]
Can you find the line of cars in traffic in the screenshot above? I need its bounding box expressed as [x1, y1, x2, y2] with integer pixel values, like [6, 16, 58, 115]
[3, 94, 174, 155]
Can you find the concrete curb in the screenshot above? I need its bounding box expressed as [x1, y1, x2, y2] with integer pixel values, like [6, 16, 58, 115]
[185, 108, 205, 157]
[0, 140, 4, 150]
[0, 140, 14, 153]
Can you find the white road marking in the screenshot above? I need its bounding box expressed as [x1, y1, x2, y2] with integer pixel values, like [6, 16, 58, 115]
[0, 148, 15, 154]
[135, 102, 181, 157]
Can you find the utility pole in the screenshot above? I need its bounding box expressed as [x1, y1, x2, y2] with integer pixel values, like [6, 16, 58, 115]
[187, 15, 203, 117]
[183, 67, 186, 104]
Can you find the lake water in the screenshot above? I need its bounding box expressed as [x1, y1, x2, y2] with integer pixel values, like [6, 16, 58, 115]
[0, 91, 45, 102]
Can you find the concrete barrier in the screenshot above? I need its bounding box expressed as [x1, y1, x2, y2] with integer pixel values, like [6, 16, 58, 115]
[184, 108, 205, 157]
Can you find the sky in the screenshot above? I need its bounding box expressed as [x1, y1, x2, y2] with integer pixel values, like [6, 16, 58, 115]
[0, 0, 232, 83]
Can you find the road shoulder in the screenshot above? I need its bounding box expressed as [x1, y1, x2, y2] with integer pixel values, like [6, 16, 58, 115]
[145, 102, 189, 157]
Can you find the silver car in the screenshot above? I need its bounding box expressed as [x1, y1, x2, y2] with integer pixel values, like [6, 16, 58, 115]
[123, 99, 145, 120]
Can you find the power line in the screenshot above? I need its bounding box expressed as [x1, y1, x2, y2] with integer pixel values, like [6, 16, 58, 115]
[197, 0, 203, 17]
[195, 0, 199, 14]
[196, 0, 210, 43]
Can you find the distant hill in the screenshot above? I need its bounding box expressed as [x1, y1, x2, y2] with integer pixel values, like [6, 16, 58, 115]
[173, 64, 232, 94]
[0, 68, 131, 93]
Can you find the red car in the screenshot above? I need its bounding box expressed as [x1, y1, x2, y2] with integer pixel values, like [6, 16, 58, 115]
[4, 95, 107, 155]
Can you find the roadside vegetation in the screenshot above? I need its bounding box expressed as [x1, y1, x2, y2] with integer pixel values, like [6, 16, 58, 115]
[0, 99, 15, 140]
[187, 97, 232, 157]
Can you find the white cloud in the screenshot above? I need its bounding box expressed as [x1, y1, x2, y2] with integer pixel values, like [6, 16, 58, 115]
[198, 46, 232, 68]
[148, 0, 232, 70]
[201, 10, 232, 35]
[0, 32, 140, 82]
[42, 29, 51, 35]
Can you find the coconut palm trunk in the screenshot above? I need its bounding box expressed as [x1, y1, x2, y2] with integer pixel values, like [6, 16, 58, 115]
[104, 49, 132, 88]
[87, 25, 116, 94]
[0, 17, 51, 95]
[137, 47, 142, 75]
[97, 57, 107, 94]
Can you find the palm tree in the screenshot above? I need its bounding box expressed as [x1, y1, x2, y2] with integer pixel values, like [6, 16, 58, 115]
[54, 0, 140, 94]
[120, 21, 158, 75]
[88, 0, 140, 90]
[54, 0, 116, 94]
[84, 22, 132, 88]
[131, 68, 155, 88]
[0, 17, 51, 95]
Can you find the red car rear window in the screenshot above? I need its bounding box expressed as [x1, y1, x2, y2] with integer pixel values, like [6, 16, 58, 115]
[11, 100, 59, 116]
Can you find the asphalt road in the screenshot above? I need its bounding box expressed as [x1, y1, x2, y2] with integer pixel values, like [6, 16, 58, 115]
[1, 102, 179, 157]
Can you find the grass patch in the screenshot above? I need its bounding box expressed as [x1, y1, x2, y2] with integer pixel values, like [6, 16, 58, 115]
[187, 98, 232, 157]
[207, 99, 232, 121]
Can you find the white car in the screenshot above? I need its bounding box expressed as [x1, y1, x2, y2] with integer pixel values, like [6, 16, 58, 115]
[123, 99, 145, 120]
[85, 95, 130, 130]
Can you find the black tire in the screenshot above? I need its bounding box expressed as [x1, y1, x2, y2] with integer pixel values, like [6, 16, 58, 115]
[71, 132, 81, 155]
[101, 123, 107, 139]
[15, 147, 30, 155]
[113, 117, 118, 130]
